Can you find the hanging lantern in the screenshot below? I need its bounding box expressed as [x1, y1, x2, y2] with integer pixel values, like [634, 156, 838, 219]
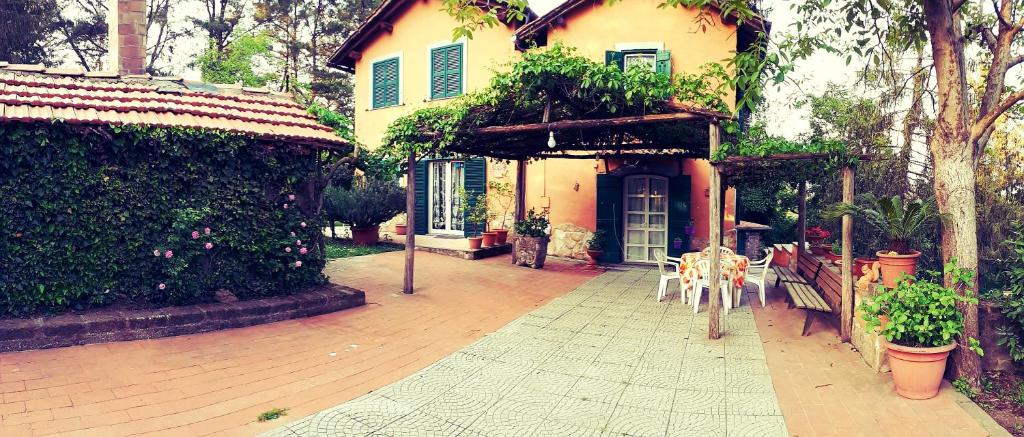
[547, 131, 557, 149]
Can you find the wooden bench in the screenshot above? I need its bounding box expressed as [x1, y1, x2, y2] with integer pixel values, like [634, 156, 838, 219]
[773, 264, 831, 336]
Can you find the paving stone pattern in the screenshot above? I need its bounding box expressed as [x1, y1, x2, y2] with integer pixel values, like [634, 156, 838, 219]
[264, 268, 787, 437]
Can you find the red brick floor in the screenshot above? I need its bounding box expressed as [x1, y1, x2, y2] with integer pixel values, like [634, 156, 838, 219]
[0, 252, 599, 436]
[750, 283, 989, 437]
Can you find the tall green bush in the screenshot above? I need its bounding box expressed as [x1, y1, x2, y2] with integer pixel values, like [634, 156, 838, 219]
[0, 122, 327, 316]
[324, 178, 405, 229]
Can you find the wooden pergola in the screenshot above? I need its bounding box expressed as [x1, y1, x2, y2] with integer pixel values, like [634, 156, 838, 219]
[399, 105, 860, 342]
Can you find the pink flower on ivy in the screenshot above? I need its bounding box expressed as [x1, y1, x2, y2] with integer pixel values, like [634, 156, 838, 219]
[300, 222, 307, 228]
[294, 260, 302, 268]
[204, 242, 213, 250]
[290, 232, 296, 237]
[204, 227, 211, 235]
[296, 240, 302, 246]
[158, 283, 166, 290]
[283, 203, 289, 209]
[285, 247, 292, 253]
[164, 250, 173, 259]
[299, 247, 308, 255]
[288, 194, 296, 201]
[191, 231, 200, 240]
[153, 249, 160, 257]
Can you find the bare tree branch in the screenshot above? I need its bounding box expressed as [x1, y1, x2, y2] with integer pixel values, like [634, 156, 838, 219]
[972, 88, 1024, 144]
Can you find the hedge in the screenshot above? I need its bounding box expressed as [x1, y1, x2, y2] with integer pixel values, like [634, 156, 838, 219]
[0, 122, 328, 317]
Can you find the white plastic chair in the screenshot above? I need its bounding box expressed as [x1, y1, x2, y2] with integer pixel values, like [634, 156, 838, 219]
[654, 253, 684, 302]
[699, 246, 736, 258]
[744, 249, 775, 307]
[692, 259, 733, 314]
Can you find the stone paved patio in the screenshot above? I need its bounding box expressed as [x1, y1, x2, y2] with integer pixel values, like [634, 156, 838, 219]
[264, 268, 787, 437]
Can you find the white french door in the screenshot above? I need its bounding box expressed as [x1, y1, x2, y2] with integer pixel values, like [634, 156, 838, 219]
[429, 160, 465, 234]
[624, 175, 669, 263]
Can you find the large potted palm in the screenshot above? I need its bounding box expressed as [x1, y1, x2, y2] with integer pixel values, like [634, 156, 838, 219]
[325, 178, 405, 246]
[859, 261, 982, 399]
[825, 194, 943, 288]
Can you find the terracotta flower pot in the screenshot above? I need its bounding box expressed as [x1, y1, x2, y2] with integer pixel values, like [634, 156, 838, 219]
[394, 224, 407, 236]
[811, 244, 829, 256]
[853, 257, 876, 278]
[481, 232, 497, 247]
[512, 235, 549, 269]
[493, 229, 509, 245]
[351, 226, 379, 246]
[885, 342, 956, 399]
[468, 236, 483, 250]
[825, 251, 841, 264]
[876, 250, 921, 288]
[586, 249, 603, 266]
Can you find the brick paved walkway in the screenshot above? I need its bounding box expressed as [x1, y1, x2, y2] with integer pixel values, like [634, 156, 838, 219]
[265, 268, 788, 437]
[0, 252, 598, 437]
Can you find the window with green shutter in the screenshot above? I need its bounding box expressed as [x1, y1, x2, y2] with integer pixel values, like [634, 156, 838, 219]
[605, 49, 671, 77]
[372, 57, 400, 109]
[430, 44, 463, 100]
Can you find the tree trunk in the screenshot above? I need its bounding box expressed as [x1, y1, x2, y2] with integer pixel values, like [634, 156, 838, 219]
[922, 0, 981, 384]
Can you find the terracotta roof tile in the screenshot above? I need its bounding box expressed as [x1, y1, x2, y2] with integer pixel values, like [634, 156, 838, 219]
[0, 67, 346, 148]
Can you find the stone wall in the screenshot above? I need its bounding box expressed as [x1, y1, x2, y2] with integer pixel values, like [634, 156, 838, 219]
[851, 282, 889, 372]
[980, 301, 1016, 372]
[547, 223, 593, 260]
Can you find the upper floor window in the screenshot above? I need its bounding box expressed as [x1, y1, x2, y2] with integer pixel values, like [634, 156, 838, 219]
[606, 49, 671, 76]
[372, 57, 400, 109]
[430, 43, 464, 100]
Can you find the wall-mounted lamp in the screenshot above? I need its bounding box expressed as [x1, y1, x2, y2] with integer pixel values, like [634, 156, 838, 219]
[573, 181, 580, 192]
[704, 188, 711, 198]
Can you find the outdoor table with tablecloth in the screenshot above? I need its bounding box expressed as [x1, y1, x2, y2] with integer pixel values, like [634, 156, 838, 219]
[676, 252, 750, 308]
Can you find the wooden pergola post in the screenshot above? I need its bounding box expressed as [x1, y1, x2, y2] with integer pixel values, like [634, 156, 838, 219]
[403, 152, 416, 294]
[708, 121, 722, 340]
[795, 181, 807, 271]
[514, 159, 526, 221]
[840, 165, 855, 341]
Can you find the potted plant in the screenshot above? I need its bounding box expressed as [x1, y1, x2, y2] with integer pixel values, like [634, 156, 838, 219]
[394, 221, 408, 236]
[859, 260, 982, 399]
[324, 178, 405, 246]
[825, 242, 842, 265]
[853, 256, 878, 278]
[512, 208, 550, 268]
[586, 229, 606, 266]
[487, 181, 514, 245]
[806, 226, 831, 255]
[461, 189, 490, 249]
[825, 194, 943, 288]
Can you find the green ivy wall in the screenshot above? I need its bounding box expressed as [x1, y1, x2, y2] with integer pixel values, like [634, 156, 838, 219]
[0, 122, 327, 317]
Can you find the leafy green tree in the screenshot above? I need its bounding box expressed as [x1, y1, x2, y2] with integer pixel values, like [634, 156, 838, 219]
[196, 33, 277, 87]
[0, 0, 61, 65]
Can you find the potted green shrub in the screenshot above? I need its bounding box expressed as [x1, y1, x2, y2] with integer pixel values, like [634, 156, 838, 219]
[324, 178, 405, 246]
[487, 181, 514, 245]
[586, 229, 606, 266]
[859, 260, 982, 399]
[825, 194, 943, 288]
[512, 208, 550, 268]
[825, 241, 842, 265]
[461, 188, 491, 249]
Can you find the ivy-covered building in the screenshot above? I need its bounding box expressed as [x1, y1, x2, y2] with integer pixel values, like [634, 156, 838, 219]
[0, 0, 349, 316]
[330, 0, 764, 263]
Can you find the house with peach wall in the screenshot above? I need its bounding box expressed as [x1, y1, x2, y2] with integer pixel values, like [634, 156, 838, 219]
[329, 0, 763, 263]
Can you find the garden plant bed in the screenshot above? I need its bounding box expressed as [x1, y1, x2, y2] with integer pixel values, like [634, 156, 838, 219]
[0, 283, 365, 353]
[325, 238, 403, 259]
[972, 371, 1024, 435]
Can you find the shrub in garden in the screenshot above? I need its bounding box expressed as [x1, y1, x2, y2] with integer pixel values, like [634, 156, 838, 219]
[988, 222, 1024, 362]
[324, 178, 405, 229]
[0, 123, 327, 317]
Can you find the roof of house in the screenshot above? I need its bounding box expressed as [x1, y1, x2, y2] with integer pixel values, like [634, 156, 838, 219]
[327, 0, 537, 73]
[0, 63, 349, 148]
[513, 0, 768, 51]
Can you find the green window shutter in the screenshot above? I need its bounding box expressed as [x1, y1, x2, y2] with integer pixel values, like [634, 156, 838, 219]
[414, 159, 428, 234]
[666, 175, 691, 257]
[596, 174, 624, 263]
[655, 50, 671, 76]
[372, 58, 400, 108]
[605, 50, 624, 70]
[430, 44, 463, 99]
[462, 158, 487, 237]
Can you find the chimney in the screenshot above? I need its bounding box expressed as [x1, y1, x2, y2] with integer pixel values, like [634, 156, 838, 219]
[107, 0, 147, 75]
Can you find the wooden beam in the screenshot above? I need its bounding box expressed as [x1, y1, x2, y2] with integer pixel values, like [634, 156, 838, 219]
[796, 181, 807, 271]
[403, 152, 416, 294]
[348, 51, 362, 61]
[708, 122, 722, 340]
[840, 166, 855, 342]
[448, 111, 729, 138]
[379, 22, 393, 33]
[514, 159, 526, 221]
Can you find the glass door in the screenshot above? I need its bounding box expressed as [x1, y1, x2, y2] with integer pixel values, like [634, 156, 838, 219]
[429, 160, 465, 234]
[624, 175, 668, 262]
